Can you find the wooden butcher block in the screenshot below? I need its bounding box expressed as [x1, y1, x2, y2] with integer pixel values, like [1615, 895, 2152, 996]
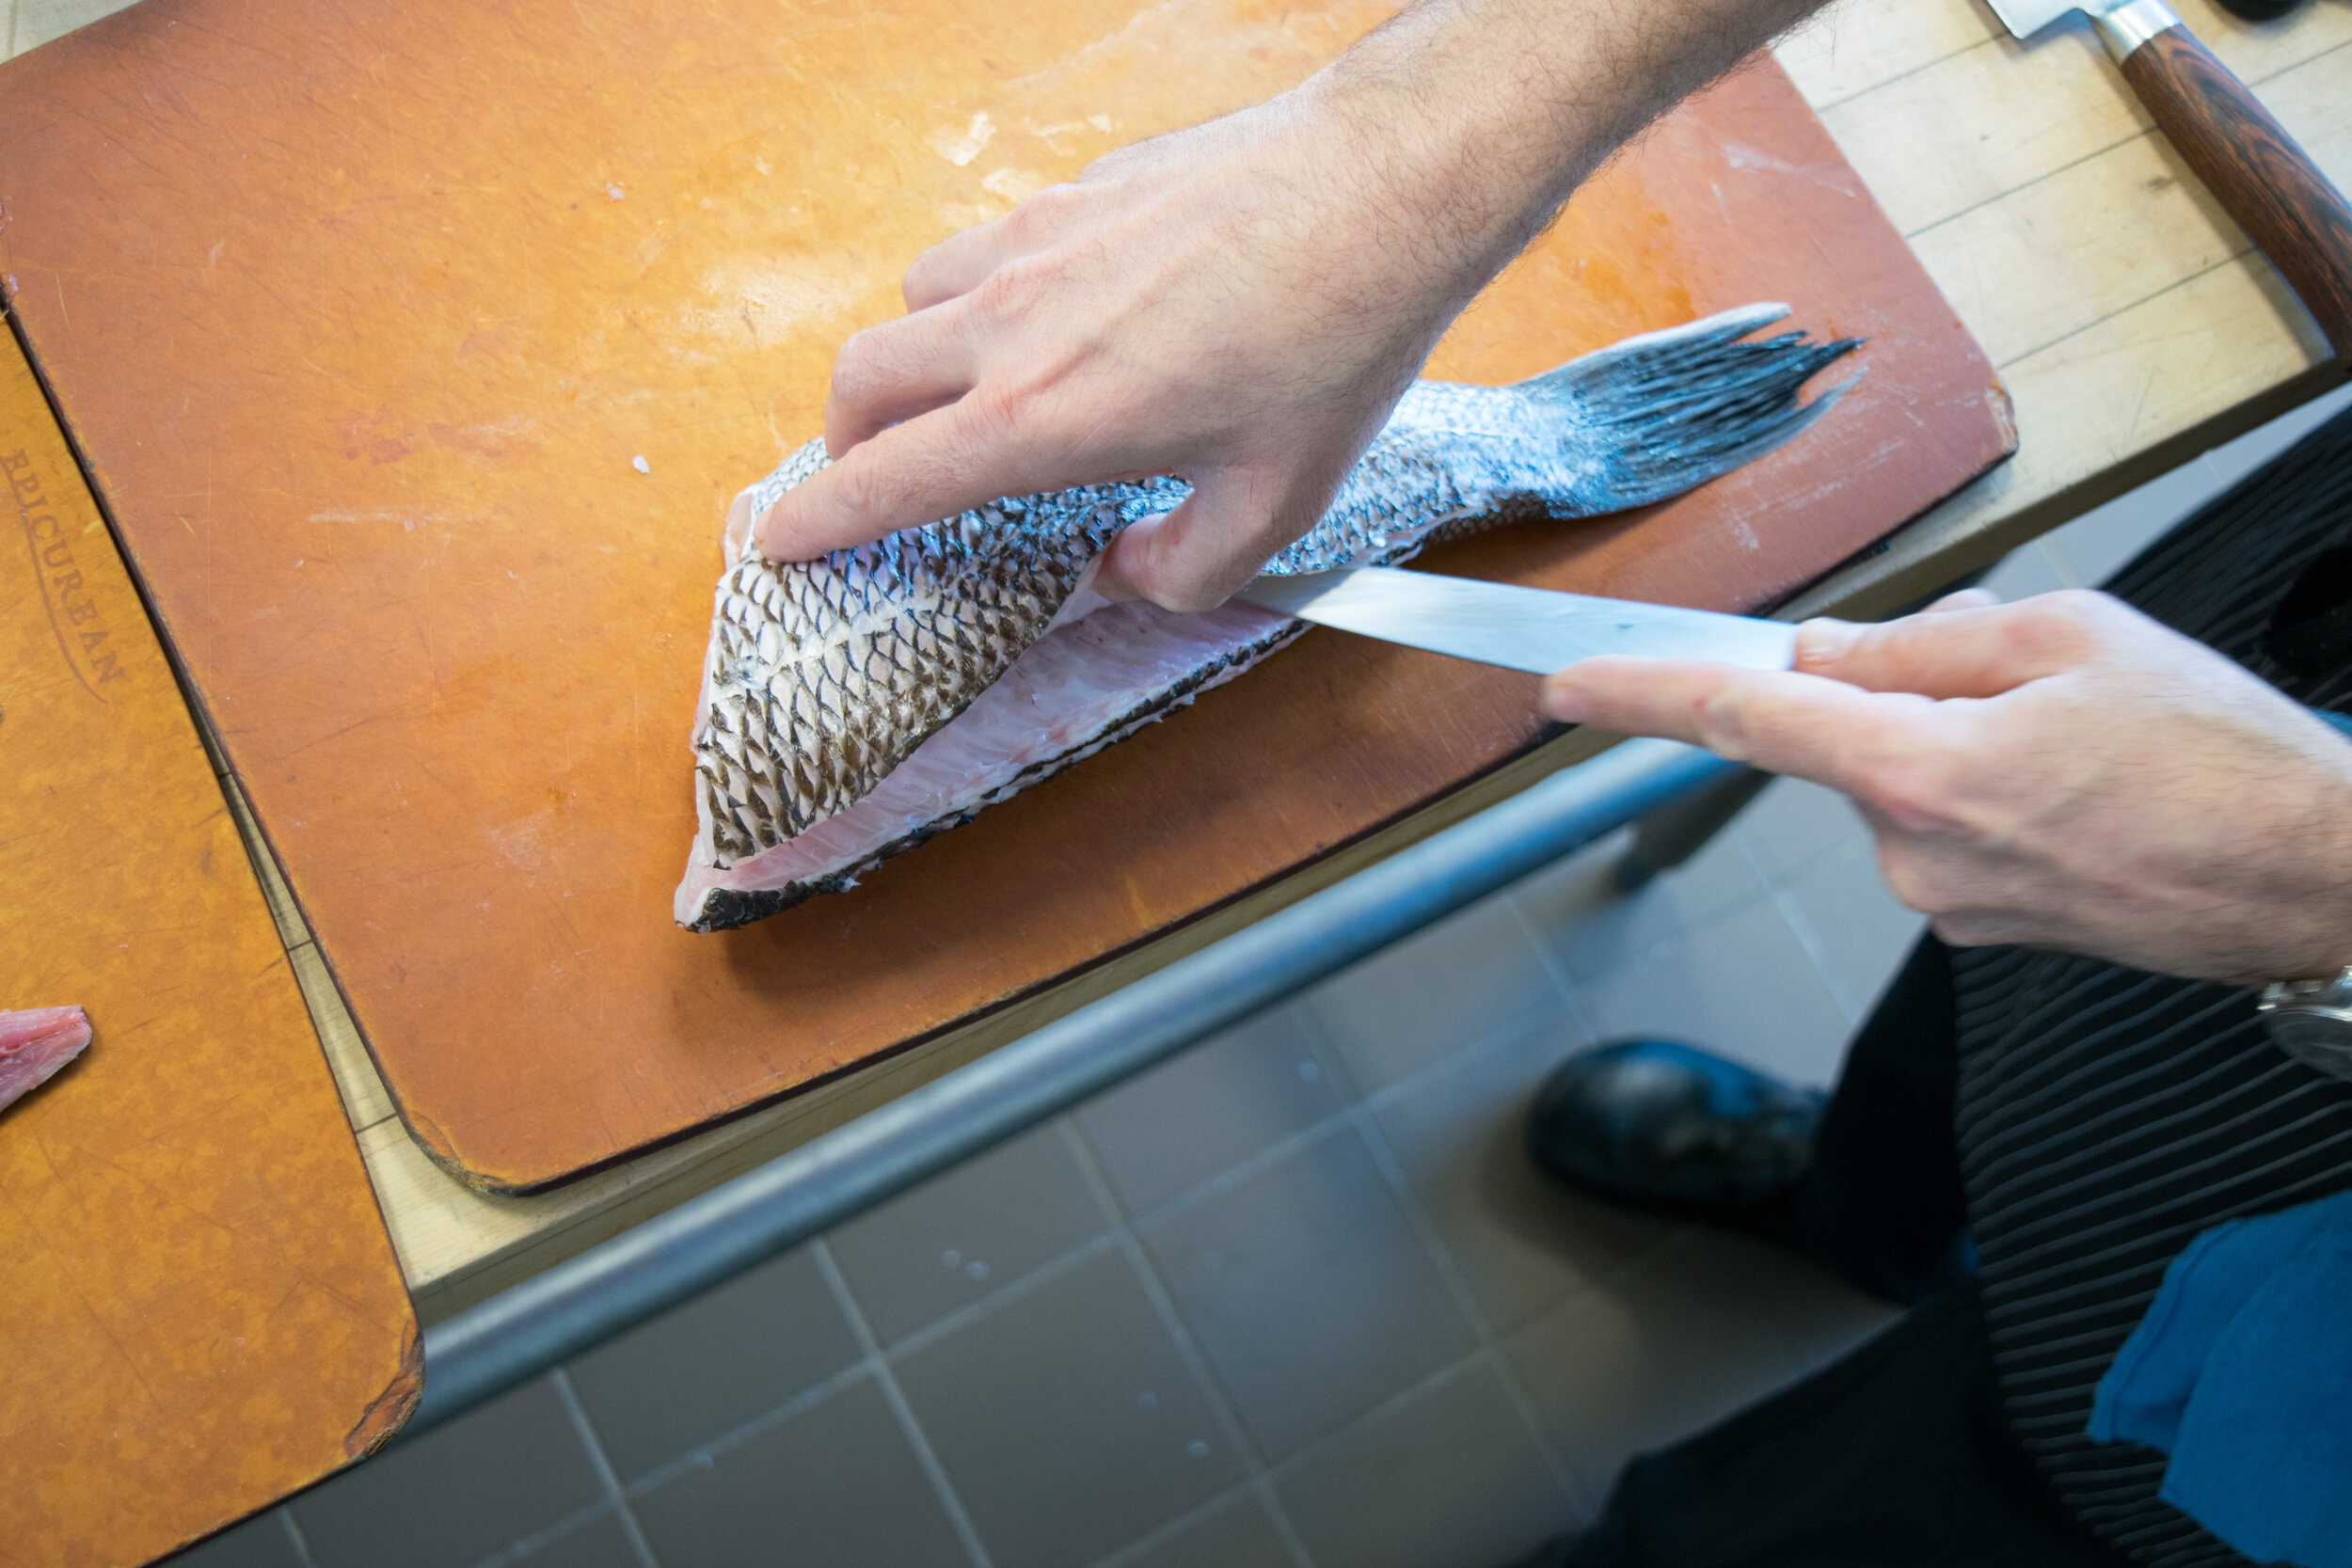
[0, 0, 2010, 1191]
[0, 327, 417, 1565]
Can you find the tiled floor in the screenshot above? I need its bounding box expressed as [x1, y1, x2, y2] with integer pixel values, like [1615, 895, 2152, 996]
[177, 786, 1903, 1568]
[15, 3, 2346, 1561]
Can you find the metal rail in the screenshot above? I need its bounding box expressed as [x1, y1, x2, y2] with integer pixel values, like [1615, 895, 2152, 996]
[405, 737, 1738, 1440]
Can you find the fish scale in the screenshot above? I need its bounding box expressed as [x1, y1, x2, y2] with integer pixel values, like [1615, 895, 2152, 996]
[680, 304, 1860, 928]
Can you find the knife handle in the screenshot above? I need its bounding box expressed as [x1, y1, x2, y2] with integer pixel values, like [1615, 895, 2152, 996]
[2108, 20, 2352, 364]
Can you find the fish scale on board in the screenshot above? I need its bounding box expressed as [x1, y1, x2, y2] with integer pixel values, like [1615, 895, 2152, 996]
[681, 304, 1858, 929]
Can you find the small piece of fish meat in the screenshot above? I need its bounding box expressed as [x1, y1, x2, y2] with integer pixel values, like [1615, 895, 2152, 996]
[0, 1006, 89, 1114]
[679, 303, 1857, 930]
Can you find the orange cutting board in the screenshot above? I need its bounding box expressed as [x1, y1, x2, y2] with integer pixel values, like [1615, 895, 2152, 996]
[0, 325, 417, 1566]
[0, 0, 2010, 1192]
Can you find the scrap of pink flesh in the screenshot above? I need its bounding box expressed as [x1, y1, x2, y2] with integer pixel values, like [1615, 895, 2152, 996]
[676, 592, 1295, 922]
[0, 1006, 90, 1114]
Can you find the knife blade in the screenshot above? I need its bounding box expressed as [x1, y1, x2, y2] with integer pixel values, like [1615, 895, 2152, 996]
[1235, 566, 1798, 675]
[1978, 0, 2352, 363]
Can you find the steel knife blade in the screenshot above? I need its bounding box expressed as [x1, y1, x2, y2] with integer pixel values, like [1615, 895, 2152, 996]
[1981, 0, 2137, 44]
[1236, 566, 1797, 674]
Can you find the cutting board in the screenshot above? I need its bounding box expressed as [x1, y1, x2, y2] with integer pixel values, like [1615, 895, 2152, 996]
[0, 325, 417, 1566]
[0, 0, 2010, 1192]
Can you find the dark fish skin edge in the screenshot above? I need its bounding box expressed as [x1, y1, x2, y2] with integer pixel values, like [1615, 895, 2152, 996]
[685, 618, 1311, 931]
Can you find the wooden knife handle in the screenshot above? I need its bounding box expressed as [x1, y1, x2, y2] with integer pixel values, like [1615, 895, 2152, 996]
[2118, 24, 2352, 363]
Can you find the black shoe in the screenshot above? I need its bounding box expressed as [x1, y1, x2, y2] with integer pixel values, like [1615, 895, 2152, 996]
[1524, 1039, 1823, 1228]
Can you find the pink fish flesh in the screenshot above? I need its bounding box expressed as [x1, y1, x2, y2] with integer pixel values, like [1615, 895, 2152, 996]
[0, 1006, 90, 1114]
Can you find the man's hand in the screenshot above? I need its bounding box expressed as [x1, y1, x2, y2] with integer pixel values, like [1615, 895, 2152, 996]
[1541, 590, 2352, 985]
[745, 95, 1477, 611]
[746, 0, 1826, 610]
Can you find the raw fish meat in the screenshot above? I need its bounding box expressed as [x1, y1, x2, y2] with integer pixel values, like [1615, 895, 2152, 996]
[680, 304, 1857, 930]
[0, 1006, 89, 1114]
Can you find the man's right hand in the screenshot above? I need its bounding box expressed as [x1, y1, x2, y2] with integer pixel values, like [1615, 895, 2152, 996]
[740, 0, 1830, 611]
[743, 90, 1479, 612]
[1542, 590, 2352, 985]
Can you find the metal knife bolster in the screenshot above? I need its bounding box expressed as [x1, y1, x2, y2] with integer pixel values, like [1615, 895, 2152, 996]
[1236, 566, 1799, 676]
[2090, 0, 2179, 61]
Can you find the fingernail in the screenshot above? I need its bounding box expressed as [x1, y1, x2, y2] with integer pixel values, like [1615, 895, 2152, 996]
[751, 499, 795, 561]
[1793, 618, 1859, 669]
[1541, 679, 1592, 723]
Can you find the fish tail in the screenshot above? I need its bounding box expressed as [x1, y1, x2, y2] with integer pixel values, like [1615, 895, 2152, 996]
[1519, 303, 1862, 510]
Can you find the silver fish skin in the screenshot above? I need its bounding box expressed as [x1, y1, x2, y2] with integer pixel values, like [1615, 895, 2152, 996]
[681, 303, 1857, 930]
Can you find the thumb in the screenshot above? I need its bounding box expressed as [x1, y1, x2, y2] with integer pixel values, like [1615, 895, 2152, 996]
[748, 402, 1038, 562]
[1099, 467, 1296, 613]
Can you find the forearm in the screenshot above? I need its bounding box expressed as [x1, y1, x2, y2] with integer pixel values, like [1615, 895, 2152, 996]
[1307, 0, 1831, 306]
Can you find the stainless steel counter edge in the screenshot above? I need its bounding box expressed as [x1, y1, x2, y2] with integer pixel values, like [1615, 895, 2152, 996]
[403, 736, 1739, 1440]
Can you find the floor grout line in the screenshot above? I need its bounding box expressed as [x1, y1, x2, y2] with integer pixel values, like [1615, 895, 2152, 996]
[1322, 1031, 1596, 1522]
[1744, 831, 1871, 1032]
[1510, 823, 1807, 1004]
[1126, 1114, 1357, 1229]
[1254, 1346, 1505, 1486]
[812, 1239, 997, 1568]
[469, 1496, 622, 1568]
[1082, 1480, 1265, 1568]
[879, 1227, 1127, 1361]
[1057, 1119, 1320, 1568]
[1503, 881, 1606, 1046]
[548, 1369, 664, 1568]
[620, 1358, 876, 1497]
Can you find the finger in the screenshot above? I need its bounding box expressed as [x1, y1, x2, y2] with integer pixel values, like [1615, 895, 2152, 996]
[902, 219, 1020, 311]
[901, 182, 1089, 309]
[1097, 469, 1292, 613]
[754, 398, 1056, 561]
[1538, 656, 1949, 800]
[1923, 586, 2000, 614]
[1791, 594, 2097, 700]
[823, 309, 980, 454]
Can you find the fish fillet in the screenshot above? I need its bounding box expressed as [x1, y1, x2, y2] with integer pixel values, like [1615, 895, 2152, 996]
[0, 1006, 89, 1114]
[680, 303, 1858, 930]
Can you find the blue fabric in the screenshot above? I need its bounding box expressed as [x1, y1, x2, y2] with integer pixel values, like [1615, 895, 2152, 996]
[2090, 1190, 2352, 1568]
[2313, 706, 2352, 742]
